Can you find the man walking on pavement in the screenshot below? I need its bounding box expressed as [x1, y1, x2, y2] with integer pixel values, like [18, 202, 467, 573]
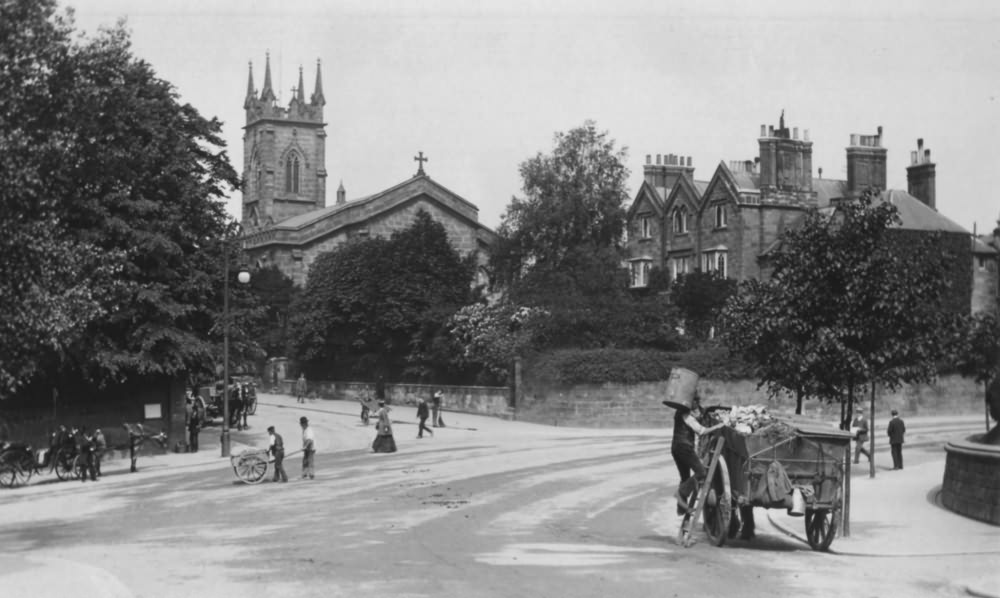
[267, 425, 288, 482]
[887, 409, 906, 470]
[416, 396, 433, 439]
[295, 374, 308, 404]
[432, 389, 446, 428]
[851, 409, 870, 464]
[300, 416, 315, 479]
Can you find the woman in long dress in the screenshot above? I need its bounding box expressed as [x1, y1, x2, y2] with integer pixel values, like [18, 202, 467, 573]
[371, 401, 397, 453]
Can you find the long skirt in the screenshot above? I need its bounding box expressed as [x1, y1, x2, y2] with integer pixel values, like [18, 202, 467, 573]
[372, 433, 397, 453]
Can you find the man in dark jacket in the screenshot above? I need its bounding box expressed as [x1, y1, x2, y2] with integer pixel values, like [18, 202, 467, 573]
[416, 397, 433, 439]
[887, 410, 906, 470]
[267, 425, 288, 482]
[188, 402, 202, 453]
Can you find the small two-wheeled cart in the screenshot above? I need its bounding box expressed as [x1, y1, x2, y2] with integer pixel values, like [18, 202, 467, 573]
[678, 409, 852, 552]
[230, 447, 301, 485]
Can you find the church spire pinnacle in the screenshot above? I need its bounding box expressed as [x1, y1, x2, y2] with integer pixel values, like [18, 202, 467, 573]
[260, 51, 276, 102]
[311, 59, 326, 107]
[243, 61, 256, 109]
[296, 65, 306, 103]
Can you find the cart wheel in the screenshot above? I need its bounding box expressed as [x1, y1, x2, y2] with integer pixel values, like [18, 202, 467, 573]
[0, 463, 15, 488]
[54, 448, 76, 481]
[234, 452, 268, 484]
[804, 508, 838, 551]
[702, 454, 732, 547]
[12, 452, 34, 487]
[72, 455, 86, 480]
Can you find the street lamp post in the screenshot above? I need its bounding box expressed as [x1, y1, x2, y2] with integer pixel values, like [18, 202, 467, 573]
[221, 225, 250, 458]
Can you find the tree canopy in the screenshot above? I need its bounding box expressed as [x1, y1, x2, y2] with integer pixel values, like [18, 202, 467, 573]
[288, 210, 477, 382]
[722, 191, 960, 414]
[0, 1, 242, 397]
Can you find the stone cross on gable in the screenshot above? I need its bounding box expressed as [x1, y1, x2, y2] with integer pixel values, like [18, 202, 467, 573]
[414, 151, 428, 176]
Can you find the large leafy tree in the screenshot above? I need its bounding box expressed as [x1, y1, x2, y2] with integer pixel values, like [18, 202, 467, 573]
[723, 191, 959, 444]
[246, 265, 298, 360]
[952, 312, 1000, 432]
[1, 1, 241, 397]
[289, 210, 476, 381]
[491, 121, 679, 349]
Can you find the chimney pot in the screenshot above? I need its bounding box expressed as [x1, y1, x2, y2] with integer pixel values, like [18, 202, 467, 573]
[818, 167, 823, 179]
[918, 138, 924, 150]
[687, 156, 692, 167]
[804, 129, 810, 142]
[911, 150, 918, 165]
[656, 154, 661, 165]
[793, 127, 799, 140]
[850, 134, 859, 146]
[760, 125, 767, 137]
[924, 149, 931, 162]
[646, 154, 651, 165]
[877, 125, 883, 136]
[768, 125, 774, 136]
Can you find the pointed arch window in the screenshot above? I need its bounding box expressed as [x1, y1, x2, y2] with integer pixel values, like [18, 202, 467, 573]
[672, 206, 689, 234]
[285, 154, 301, 194]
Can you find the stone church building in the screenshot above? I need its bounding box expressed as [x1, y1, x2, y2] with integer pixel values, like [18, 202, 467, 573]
[625, 113, 999, 315]
[238, 55, 495, 286]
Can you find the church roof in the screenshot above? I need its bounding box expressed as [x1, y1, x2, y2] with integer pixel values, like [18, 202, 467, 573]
[273, 174, 486, 231]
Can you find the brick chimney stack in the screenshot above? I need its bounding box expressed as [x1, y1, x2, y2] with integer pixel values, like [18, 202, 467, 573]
[846, 126, 887, 194]
[906, 138, 936, 210]
[643, 152, 695, 199]
[758, 111, 813, 193]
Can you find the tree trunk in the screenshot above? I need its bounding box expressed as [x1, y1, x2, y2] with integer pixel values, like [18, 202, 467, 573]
[869, 381, 876, 479]
[795, 387, 803, 415]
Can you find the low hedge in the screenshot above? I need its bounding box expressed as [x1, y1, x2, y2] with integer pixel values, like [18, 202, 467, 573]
[525, 343, 754, 386]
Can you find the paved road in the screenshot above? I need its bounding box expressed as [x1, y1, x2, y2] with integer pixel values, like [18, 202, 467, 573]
[0, 401, 992, 598]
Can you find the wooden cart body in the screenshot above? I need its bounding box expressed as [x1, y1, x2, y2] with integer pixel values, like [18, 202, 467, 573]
[680, 413, 852, 551]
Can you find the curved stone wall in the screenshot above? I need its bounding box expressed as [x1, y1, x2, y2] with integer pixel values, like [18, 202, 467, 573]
[941, 435, 1000, 525]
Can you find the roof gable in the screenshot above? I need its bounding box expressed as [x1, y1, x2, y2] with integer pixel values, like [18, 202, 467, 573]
[698, 162, 744, 212]
[627, 180, 664, 219]
[664, 174, 707, 215]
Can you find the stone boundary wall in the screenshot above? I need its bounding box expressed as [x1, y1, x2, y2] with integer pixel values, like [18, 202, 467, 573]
[264, 374, 986, 428]
[941, 436, 1000, 525]
[516, 374, 987, 428]
[271, 379, 512, 417]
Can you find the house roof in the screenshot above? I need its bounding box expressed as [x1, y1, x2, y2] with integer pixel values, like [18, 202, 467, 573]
[813, 178, 849, 208]
[973, 236, 998, 255]
[729, 171, 760, 191]
[628, 180, 665, 218]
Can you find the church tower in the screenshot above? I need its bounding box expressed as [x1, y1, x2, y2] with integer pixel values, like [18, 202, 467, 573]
[242, 54, 327, 229]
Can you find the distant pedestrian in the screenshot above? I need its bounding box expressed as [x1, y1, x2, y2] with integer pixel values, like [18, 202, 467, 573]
[416, 397, 433, 439]
[851, 410, 870, 464]
[432, 389, 446, 428]
[123, 422, 143, 473]
[94, 428, 106, 477]
[267, 425, 288, 482]
[295, 374, 307, 404]
[887, 410, 906, 470]
[300, 416, 315, 479]
[230, 381, 245, 430]
[372, 401, 397, 453]
[188, 401, 202, 453]
[77, 427, 97, 482]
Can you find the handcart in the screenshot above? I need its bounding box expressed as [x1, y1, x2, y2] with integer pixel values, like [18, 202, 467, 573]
[678, 407, 853, 552]
[230, 447, 301, 485]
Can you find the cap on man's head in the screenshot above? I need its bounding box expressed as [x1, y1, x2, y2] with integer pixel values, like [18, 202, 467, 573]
[378, 400, 386, 406]
[891, 409, 898, 416]
[299, 416, 308, 424]
[267, 425, 275, 432]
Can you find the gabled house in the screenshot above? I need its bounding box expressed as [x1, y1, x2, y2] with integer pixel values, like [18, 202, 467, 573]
[624, 113, 998, 315]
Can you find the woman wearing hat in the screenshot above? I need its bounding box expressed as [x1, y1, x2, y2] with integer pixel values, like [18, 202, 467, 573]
[371, 401, 397, 453]
[662, 368, 724, 515]
[299, 416, 315, 479]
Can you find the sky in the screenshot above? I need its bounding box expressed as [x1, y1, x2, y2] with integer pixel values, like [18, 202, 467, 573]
[68, 0, 1000, 235]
